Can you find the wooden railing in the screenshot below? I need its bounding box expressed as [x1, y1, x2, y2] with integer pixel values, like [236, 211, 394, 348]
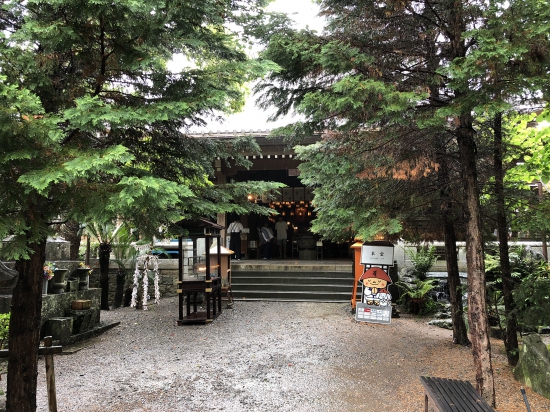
[0, 336, 62, 412]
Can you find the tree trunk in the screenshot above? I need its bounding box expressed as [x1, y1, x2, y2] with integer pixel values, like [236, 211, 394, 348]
[456, 118, 495, 406]
[437, 143, 470, 345]
[56, 219, 81, 260]
[493, 112, 519, 366]
[7, 240, 46, 412]
[443, 213, 470, 345]
[437, 148, 470, 345]
[113, 269, 126, 309]
[537, 182, 548, 261]
[99, 242, 111, 310]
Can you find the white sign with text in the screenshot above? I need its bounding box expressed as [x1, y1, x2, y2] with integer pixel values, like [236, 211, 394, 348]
[360, 245, 394, 265]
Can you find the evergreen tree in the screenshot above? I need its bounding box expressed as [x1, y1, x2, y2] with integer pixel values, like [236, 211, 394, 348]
[256, 0, 549, 404]
[0, 1, 277, 410]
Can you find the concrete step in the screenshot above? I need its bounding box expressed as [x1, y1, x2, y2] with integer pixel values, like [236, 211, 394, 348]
[232, 282, 352, 292]
[232, 289, 352, 302]
[231, 269, 353, 279]
[231, 265, 355, 302]
[232, 261, 352, 272]
[231, 274, 354, 285]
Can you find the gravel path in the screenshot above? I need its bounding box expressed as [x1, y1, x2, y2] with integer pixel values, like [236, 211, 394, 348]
[7, 299, 550, 411]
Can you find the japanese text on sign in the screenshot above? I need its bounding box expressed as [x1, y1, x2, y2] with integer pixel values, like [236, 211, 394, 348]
[355, 303, 392, 324]
[360, 245, 394, 265]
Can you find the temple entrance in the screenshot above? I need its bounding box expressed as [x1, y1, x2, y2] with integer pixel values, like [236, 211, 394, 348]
[226, 208, 351, 260]
[211, 132, 352, 260]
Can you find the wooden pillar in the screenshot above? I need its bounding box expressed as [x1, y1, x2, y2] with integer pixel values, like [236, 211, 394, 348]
[43, 336, 57, 412]
[350, 242, 363, 310]
[85, 235, 90, 266]
[178, 237, 183, 322]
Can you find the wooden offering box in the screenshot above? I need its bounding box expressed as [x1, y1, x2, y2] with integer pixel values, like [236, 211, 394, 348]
[71, 300, 91, 310]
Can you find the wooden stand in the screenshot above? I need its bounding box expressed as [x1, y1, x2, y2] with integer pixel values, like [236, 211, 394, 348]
[173, 218, 225, 325]
[177, 277, 222, 324]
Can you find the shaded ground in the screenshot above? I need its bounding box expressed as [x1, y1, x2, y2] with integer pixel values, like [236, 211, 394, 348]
[2, 299, 549, 411]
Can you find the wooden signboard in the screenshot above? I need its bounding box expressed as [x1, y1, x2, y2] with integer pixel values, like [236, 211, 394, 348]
[360, 243, 394, 265]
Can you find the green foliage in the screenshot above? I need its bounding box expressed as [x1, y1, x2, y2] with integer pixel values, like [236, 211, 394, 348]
[508, 112, 550, 182]
[105, 224, 140, 272]
[255, 1, 470, 242]
[0, 313, 10, 350]
[85, 222, 124, 248]
[294, 140, 404, 243]
[499, 110, 550, 239]
[255, 0, 550, 247]
[0, 0, 279, 261]
[398, 279, 437, 300]
[395, 279, 437, 315]
[0, 1, 279, 406]
[485, 244, 550, 329]
[513, 260, 550, 328]
[406, 245, 438, 281]
[509, 246, 546, 279]
[485, 244, 542, 288]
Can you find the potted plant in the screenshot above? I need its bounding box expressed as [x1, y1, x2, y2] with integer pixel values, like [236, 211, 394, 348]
[396, 278, 437, 315]
[42, 262, 55, 294]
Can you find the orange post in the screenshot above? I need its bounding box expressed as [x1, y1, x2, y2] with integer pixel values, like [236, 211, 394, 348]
[350, 242, 364, 310]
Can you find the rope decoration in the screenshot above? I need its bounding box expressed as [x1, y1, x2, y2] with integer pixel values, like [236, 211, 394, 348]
[131, 254, 160, 310]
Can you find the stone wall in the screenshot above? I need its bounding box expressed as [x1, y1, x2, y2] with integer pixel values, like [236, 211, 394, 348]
[45, 237, 71, 260]
[40, 288, 101, 338]
[88, 259, 181, 306]
[0, 287, 101, 340]
[0, 258, 182, 311]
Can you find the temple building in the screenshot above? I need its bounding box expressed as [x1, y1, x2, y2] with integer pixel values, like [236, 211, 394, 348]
[197, 130, 350, 260]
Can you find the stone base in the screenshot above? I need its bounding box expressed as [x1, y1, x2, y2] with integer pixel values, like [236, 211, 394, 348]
[66, 278, 79, 292]
[39, 288, 101, 338]
[299, 249, 316, 260]
[65, 309, 93, 334]
[44, 317, 73, 340]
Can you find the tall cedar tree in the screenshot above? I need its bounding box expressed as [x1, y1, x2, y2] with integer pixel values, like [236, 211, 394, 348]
[0, 1, 281, 410]
[258, 0, 550, 403]
[447, 0, 550, 366]
[254, 0, 543, 404]
[293, 127, 470, 346]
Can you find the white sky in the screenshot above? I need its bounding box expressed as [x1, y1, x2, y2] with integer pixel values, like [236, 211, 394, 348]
[189, 0, 325, 133]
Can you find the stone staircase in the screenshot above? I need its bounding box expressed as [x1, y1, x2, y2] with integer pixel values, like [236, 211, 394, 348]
[230, 260, 355, 302]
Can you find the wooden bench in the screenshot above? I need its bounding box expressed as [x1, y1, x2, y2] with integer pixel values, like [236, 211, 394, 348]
[420, 376, 495, 412]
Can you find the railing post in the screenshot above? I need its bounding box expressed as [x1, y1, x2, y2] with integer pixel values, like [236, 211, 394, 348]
[43, 336, 57, 412]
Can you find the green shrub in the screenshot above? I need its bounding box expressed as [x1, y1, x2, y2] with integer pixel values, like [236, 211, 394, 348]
[485, 245, 550, 329]
[396, 279, 438, 315]
[406, 245, 438, 281]
[0, 313, 9, 350]
[514, 266, 550, 328]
